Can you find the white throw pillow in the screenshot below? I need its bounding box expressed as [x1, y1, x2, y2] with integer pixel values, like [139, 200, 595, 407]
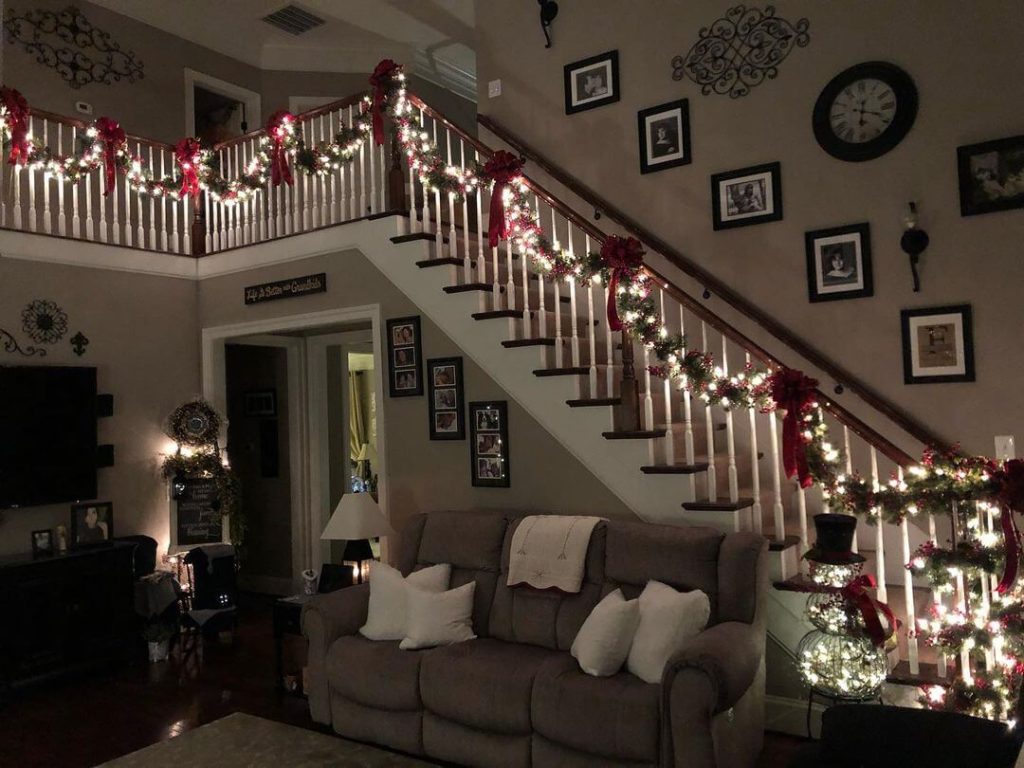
[626, 580, 710, 684]
[359, 562, 451, 641]
[571, 589, 640, 677]
[399, 581, 477, 650]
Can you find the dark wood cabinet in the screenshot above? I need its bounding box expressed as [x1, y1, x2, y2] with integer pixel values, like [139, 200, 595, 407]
[0, 542, 135, 690]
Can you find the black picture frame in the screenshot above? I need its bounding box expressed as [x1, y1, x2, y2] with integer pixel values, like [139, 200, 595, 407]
[900, 305, 975, 385]
[564, 50, 620, 115]
[469, 401, 510, 488]
[70, 501, 114, 547]
[710, 162, 783, 230]
[428, 356, 465, 440]
[804, 223, 873, 302]
[638, 99, 691, 174]
[31, 529, 54, 557]
[243, 389, 277, 417]
[387, 316, 423, 398]
[957, 134, 1024, 217]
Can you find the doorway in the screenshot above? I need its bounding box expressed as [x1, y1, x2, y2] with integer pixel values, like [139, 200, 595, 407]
[184, 69, 261, 143]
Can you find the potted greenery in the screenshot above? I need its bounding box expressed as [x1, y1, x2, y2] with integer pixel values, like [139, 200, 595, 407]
[142, 620, 175, 663]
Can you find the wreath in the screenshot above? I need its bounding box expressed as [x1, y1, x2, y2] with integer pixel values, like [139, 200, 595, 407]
[166, 399, 222, 446]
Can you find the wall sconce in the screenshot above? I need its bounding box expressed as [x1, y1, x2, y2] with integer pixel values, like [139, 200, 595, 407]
[900, 201, 929, 293]
[537, 0, 558, 48]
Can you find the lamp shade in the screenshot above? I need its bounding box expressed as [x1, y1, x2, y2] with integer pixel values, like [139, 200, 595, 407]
[321, 492, 394, 541]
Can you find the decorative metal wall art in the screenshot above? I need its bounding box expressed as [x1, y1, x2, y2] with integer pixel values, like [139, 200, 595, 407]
[21, 299, 68, 344]
[671, 5, 809, 99]
[5, 5, 145, 89]
[1, 327, 46, 357]
[70, 331, 89, 356]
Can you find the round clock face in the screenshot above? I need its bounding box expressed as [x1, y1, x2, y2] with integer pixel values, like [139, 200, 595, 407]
[813, 62, 918, 162]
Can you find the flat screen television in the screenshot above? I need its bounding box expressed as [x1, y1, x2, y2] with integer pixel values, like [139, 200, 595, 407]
[0, 365, 98, 508]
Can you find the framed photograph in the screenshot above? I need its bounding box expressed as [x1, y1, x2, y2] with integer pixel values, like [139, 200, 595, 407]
[70, 501, 113, 546]
[243, 389, 277, 417]
[427, 356, 465, 440]
[387, 315, 423, 398]
[638, 99, 691, 174]
[31, 529, 54, 557]
[564, 50, 620, 115]
[901, 305, 975, 384]
[805, 223, 873, 302]
[710, 162, 783, 230]
[957, 134, 1024, 217]
[469, 401, 510, 487]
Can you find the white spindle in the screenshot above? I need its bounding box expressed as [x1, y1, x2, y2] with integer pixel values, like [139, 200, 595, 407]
[745, 353, 762, 534]
[135, 142, 144, 247]
[551, 210, 561, 364]
[362, 112, 371, 217]
[701, 322, 717, 502]
[603, 283, 614, 397]
[474, 160, 485, 282]
[843, 425, 857, 553]
[145, 146, 156, 248]
[768, 412, 786, 547]
[111, 157, 121, 245]
[378, 141, 386, 213]
[520, 215, 531, 337]
[458, 141, 472, 282]
[56, 124, 66, 235]
[204, 187, 212, 253]
[302, 126, 313, 231]
[722, 337, 739, 505]
[956, 569, 970, 681]
[796, 485, 809, 570]
[567, 227, 580, 367]
[171, 183, 179, 253]
[660, 290, 676, 466]
[534, 196, 546, 336]
[71, 128, 81, 238]
[869, 448, 888, 603]
[42, 120, 51, 234]
[27, 140, 36, 232]
[368, 114, 378, 216]
[160, 150, 170, 251]
[407, 130, 417, 230]
[901, 466, 920, 675]
[182, 193, 191, 255]
[586, 246, 598, 398]
[84, 164, 94, 241]
[680, 306, 696, 498]
[418, 111, 429, 233]
[319, 115, 330, 225]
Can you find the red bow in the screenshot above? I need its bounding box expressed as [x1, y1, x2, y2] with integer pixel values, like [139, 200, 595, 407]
[1, 87, 31, 166]
[369, 59, 400, 146]
[482, 150, 524, 248]
[174, 137, 202, 198]
[768, 369, 819, 488]
[95, 117, 125, 197]
[995, 459, 1024, 593]
[600, 236, 645, 331]
[841, 574, 898, 647]
[266, 110, 294, 187]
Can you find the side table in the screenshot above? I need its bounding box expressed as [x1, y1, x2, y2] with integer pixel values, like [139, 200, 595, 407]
[273, 593, 312, 696]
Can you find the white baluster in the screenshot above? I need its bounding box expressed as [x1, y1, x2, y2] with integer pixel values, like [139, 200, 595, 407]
[326, 112, 337, 227]
[111, 154, 121, 245]
[568, 227, 580, 368]
[745, 353, 762, 534]
[900, 467, 920, 675]
[796, 485, 809, 568]
[458, 141, 472, 284]
[843, 424, 857, 554]
[13, 163, 22, 231]
[160, 150, 170, 251]
[84, 164, 94, 241]
[869, 448, 887, 603]
[407, 128, 417, 230]
[41, 120, 51, 234]
[768, 411, 787, 551]
[520, 208, 531, 338]
[368, 113, 378, 216]
[702, 322, 717, 502]
[658, 290, 676, 466]
[474, 157, 484, 282]
[182, 193, 191, 255]
[145, 146, 156, 248]
[171, 182, 179, 253]
[71, 127, 81, 238]
[551, 210, 561, 363]
[204, 187, 212, 254]
[27, 132, 36, 232]
[603, 282, 614, 397]
[642, 342, 653, 432]
[134, 142, 144, 247]
[361, 111, 370, 217]
[956, 566, 970, 682]
[56, 124, 66, 235]
[234, 145, 244, 244]
[535, 195, 546, 336]
[680, 307, 696, 498]
[302, 123, 313, 231]
[418, 110, 429, 233]
[320, 115, 330, 225]
[722, 337, 739, 506]
[927, 511, 947, 677]
[586, 247, 598, 398]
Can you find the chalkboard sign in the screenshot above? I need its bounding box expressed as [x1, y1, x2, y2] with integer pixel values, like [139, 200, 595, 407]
[173, 478, 224, 547]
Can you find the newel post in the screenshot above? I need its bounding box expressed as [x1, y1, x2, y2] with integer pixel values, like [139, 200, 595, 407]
[619, 329, 642, 431]
[386, 128, 406, 213]
[190, 196, 205, 257]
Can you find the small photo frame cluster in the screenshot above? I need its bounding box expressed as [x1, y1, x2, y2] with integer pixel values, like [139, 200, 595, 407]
[71, 501, 113, 546]
[957, 134, 1024, 217]
[804, 223, 873, 302]
[564, 50, 619, 114]
[711, 162, 783, 230]
[387, 316, 423, 398]
[638, 99, 691, 174]
[32, 528, 54, 557]
[469, 401, 510, 488]
[428, 357, 465, 440]
[901, 305, 975, 385]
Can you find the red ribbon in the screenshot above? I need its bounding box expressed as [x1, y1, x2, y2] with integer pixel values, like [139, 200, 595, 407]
[95, 117, 125, 197]
[792, 573, 897, 648]
[482, 150, 524, 249]
[996, 459, 1024, 593]
[769, 369, 819, 488]
[600, 236, 645, 332]
[369, 59, 400, 146]
[174, 138, 202, 198]
[266, 110, 294, 187]
[1, 87, 31, 166]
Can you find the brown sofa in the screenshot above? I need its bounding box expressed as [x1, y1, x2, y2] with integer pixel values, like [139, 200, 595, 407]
[302, 511, 768, 768]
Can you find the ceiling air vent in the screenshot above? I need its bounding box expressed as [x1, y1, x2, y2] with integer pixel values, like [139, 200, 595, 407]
[262, 5, 325, 35]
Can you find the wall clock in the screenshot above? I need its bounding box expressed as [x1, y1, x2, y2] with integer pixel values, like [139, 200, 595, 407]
[812, 61, 918, 162]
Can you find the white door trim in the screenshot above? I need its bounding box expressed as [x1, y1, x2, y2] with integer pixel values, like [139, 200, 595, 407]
[201, 305, 388, 581]
[184, 68, 262, 138]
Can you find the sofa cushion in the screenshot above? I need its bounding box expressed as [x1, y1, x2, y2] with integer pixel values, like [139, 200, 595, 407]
[420, 638, 559, 734]
[327, 635, 422, 711]
[532, 654, 661, 763]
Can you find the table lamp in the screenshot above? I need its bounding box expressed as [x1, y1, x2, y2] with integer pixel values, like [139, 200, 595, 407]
[320, 492, 394, 583]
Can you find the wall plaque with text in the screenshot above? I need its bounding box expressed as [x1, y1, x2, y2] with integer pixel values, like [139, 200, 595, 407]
[244, 273, 327, 305]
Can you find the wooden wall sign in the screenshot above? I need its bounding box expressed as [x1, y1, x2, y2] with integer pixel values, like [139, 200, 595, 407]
[244, 273, 327, 305]
[172, 477, 226, 548]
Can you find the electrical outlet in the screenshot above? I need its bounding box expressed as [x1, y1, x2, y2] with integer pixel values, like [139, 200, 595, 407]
[488, 79, 502, 98]
[75, 101, 93, 116]
[995, 435, 1016, 461]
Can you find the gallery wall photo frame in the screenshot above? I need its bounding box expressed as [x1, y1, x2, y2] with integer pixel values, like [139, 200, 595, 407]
[428, 356, 465, 440]
[805, 223, 873, 302]
[564, 50, 620, 114]
[387, 315, 423, 398]
[469, 401, 510, 488]
[710, 162, 783, 230]
[638, 99, 691, 174]
[70, 501, 114, 547]
[900, 304, 975, 385]
[957, 134, 1024, 217]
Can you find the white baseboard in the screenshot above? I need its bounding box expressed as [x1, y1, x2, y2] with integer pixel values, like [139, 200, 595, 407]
[765, 694, 823, 739]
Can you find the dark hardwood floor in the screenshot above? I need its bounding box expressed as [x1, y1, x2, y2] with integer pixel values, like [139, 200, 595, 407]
[0, 593, 809, 767]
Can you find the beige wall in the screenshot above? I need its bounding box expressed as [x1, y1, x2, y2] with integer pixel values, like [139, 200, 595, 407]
[198, 249, 633, 537]
[0, 258, 199, 556]
[4, 0, 476, 142]
[475, 0, 1024, 456]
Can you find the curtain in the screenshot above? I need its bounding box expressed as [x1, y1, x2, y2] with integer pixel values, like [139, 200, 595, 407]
[349, 371, 367, 462]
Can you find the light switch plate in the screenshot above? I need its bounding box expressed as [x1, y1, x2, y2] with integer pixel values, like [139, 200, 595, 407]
[75, 101, 93, 116]
[995, 435, 1016, 461]
[488, 79, 502, 98]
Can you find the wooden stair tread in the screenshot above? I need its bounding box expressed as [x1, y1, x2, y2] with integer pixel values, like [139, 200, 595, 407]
[602, 429, 667, 440]
[682, 497, 755, 512]
[534, 366, 589, 377]
[766, 534, 801, 552]
[472, 310, 521, 320]
[887, 660, 949, 688]
[567, 397, 621, 407]
[444, 283, 495, 294]
[503, 338, 556, 348]
[392, 232, 447, 244]
[640, 463, 710, 475]
[416, 257, 462, 268]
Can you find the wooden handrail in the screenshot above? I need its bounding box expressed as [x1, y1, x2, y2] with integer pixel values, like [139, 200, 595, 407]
[30, 108, 175, 151]
[478, 112, 947, 458]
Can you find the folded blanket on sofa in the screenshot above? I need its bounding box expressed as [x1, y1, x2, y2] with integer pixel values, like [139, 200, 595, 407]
[507, 515, 602, 593]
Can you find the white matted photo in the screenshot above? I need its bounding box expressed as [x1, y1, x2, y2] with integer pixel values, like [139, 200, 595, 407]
[711, 162, 783, 230]
[805, 223, 873, 302]
[434, 388, 457, 411]
[564, 50, 620, 114]
[638, 99, 691, 174]
[901, 305, 975, 384]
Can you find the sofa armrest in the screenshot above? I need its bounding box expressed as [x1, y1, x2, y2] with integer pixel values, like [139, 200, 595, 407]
[301, 584, 369, 724]
[663, 620, 761, 713]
